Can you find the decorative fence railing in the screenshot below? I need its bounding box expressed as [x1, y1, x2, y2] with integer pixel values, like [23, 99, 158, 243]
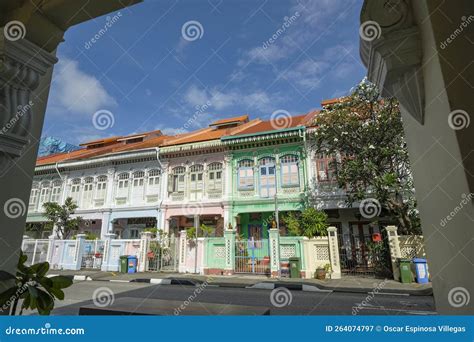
[20, 226, 426, 281]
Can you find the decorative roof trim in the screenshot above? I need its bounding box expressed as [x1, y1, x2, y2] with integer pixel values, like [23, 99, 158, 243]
[221, 126, 305, 144]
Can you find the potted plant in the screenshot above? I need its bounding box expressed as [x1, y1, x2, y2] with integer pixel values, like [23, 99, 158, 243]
[315, 266, 326, 280]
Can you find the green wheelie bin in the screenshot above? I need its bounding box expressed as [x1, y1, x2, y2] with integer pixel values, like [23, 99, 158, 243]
[289, 257, 301, 278]
[398, 258, 413, 283]
[119, 255, 129, 273]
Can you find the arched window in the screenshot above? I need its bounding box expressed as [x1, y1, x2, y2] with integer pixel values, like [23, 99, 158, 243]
[238, 159, 254, 190]
[132, 171, 145, 203]
[208, 163, 222, 191]
[50, 179, 62, 203]
[96, 175, 108, 202]
[258, 157, 276, 197]
[29, 182, 40, 209]
[38, 181, 51, 206]
[70, 178, 81, 204]
[170, 166, 186, 193]
[116, 173, 130, 200]
[316, 153, 336, 182]
[147, 169, 160, 196]
[189, 164, 204, 200]
[280, 154, 299, 187]
[258, 157, 275, 166]
[82, 177, 94, 208]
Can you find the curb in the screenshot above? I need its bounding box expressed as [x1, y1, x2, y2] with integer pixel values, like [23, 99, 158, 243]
[52, 274, 432, 296]
[248, 282, 333, 293]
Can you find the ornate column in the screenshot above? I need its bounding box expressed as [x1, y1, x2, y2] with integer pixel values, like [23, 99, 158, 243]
[327, 226, 341, 279]
[0, 39, 56, 165]
[100, 232, 116, 272]
[138, 231, 152, 272]
[269, 228, 280, 278]
[360, 0, 474, 314]
[73, 234, 87, 271]
[178, 229, 187, 273]
[386, 226, 402, 281]
[0, 29, 58, 279]
[223, 228, 236, 275]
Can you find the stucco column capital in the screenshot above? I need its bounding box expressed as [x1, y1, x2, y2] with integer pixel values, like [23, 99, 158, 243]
[0, 33, 57, 174]
[360, 0, 425, 124]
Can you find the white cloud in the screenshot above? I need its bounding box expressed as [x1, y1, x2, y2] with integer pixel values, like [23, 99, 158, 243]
[48, 58, 116, 116]
[282, 44, 358, 91]
[182, 85, 278, 114]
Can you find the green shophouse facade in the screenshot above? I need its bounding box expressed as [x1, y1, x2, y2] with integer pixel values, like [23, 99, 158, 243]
[222, 125, 311, 240]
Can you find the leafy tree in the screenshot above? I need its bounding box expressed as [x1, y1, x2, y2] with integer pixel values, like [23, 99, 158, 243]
[282, 208, 329, 238]
[186, 224, 214, 240]
[42, 197, 83, 239]
[0, 252, 73, 315]
[311, 79, 420, 234]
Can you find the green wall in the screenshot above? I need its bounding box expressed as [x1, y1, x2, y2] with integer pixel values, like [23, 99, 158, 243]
[229, 140, 307, 236]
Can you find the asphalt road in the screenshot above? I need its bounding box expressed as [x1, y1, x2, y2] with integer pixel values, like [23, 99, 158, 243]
[38, 280, 436, 316]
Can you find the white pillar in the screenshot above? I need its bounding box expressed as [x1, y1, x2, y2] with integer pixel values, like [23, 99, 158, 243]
[105, 168, 115, 207]
[73, 234, 87, 270]
[327, 226, 341, 279]
[100, 211, 112, 238]
[100, 232, 116, 271]
[224, 228, 236, 275]
[386, 226, 402, 281]
[178, 230, 187, 273]
[46, 235, 56, 264]
[139, 231, 152, 272]
[0, 29, 57, 280]
[269, 228, 280, 278]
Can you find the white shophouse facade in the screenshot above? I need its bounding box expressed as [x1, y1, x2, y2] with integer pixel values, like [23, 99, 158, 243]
[27, 148, 166, 239]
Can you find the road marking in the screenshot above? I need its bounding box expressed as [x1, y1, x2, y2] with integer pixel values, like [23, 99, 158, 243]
[110, 280, 131, 283]
[247, 283, 275, 290]
[302, 284, 333, 293]
[150, 278, 172, 284]
[377, 292, 410, 296]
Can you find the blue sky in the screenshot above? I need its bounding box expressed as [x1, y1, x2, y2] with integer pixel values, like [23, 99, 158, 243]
[42, 0, 366, 145]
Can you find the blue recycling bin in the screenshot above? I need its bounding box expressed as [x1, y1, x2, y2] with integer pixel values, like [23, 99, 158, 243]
[127, 256, 138, 273]
[413, 258, 429, 283]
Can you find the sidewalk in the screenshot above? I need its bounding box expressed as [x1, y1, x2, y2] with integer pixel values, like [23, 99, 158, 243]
[48, 270, 433, 296]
